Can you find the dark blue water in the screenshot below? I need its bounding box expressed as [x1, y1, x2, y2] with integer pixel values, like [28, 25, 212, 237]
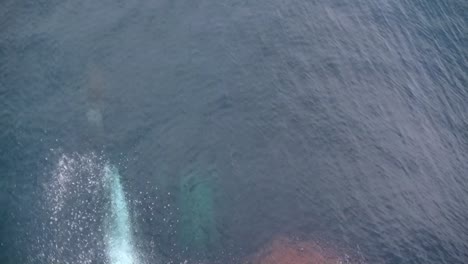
[1, 0, 467, 263]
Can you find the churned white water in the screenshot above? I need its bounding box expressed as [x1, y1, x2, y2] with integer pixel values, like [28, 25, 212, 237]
[104, 164, 139, 264]
[39, 153, 140, 264]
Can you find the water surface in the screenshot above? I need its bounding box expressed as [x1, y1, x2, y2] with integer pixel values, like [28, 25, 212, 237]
[1, 0, 467, 263]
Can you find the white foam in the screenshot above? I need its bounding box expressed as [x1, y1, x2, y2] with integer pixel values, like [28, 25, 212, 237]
[104, 164, 139, 264]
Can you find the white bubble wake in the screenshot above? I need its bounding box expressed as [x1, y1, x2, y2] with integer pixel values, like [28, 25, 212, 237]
[39, 153, 140, 264]
[104, 164, 139, 264]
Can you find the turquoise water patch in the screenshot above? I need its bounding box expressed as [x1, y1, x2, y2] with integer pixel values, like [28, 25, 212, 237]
[177, 169, 220, 260]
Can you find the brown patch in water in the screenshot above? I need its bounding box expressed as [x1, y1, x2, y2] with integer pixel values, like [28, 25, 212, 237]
[246, 236, 351, 264]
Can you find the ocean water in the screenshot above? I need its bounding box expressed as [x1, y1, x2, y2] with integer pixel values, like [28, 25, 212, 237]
[1, 0, 467, 263]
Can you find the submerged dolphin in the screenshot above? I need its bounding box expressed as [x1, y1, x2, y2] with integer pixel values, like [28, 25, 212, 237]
[85, 63, 105, 136]
[84, 64, 139, 263]
[178, 166, 220, 260]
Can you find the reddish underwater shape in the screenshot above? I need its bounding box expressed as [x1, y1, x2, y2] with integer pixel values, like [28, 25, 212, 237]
[247, 237, 346, 264]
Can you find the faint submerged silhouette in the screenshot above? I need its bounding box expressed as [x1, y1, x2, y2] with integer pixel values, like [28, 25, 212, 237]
[85, 63, 106, 139]
[177, 164, 220, 260]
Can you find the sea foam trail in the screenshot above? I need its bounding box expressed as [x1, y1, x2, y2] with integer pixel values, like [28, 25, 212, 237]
[104, 164, 138, 264]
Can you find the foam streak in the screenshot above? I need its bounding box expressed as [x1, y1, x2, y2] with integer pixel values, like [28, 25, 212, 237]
[104, 164, 137, 264]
